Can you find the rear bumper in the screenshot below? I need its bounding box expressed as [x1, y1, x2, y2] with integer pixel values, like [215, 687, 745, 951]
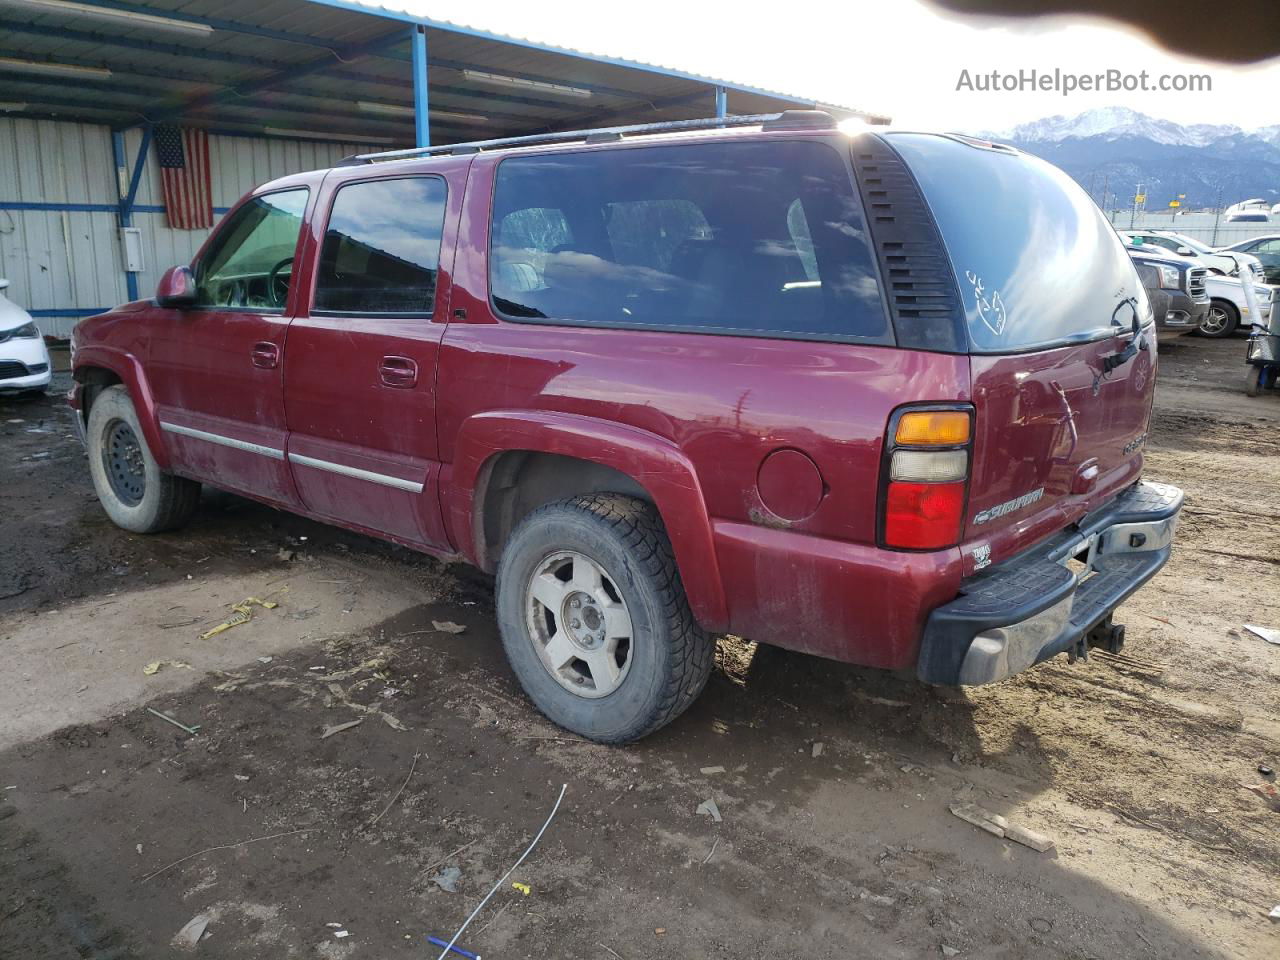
[918, 480, 1183, 686]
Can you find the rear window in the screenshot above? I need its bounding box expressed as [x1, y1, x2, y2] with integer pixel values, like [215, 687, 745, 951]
[887, 134, 1146, 353]
[488, 140, 890, 343]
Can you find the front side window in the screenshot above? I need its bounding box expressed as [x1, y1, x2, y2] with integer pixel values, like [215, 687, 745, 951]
[489, 141, 889, 343]
[313, 177, 448, 315]
[194, 189, 308, 310]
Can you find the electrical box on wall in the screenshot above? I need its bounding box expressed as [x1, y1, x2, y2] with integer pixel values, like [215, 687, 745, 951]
[120, 227, 145, 273]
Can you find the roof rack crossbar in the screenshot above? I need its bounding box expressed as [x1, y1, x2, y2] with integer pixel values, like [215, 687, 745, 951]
[339, 112, 830, 165]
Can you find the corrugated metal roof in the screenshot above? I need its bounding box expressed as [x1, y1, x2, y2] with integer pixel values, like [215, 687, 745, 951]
[0, 0, 889, 144]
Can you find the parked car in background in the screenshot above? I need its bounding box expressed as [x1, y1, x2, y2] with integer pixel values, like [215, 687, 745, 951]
[1198, 274, 1275, 337]
[1121, 230, 1264, 280]
[0, 279, 51, 395]
[69, 114, 1183, 743]
[1126, 246, 1209, 338]
[1217, 235, 1280, 284]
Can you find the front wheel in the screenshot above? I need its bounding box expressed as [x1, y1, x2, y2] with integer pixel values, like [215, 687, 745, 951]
[86, 384, 200, 533]
[495, 494, 714, 743]
[1198, 301, 1238, 338]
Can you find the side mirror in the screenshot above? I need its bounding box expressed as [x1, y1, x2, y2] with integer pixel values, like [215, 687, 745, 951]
[156, 266, 196, 307]
[1176, 246, 1193, 256]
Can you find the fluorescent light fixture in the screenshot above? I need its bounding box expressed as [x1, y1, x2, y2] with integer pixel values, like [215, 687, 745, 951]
[462, 69, 591, 99]
[358, 100, 415, 118]
[432, 109, 487, 124]
[9, 0, 214, 34]
[358, 102, 488, 124]
[264, 127, 396, 145]
[0, 102, 29, 111]
[0, 56, 111, 79]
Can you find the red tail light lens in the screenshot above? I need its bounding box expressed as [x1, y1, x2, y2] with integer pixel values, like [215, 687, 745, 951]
[883, 480, 966, 549]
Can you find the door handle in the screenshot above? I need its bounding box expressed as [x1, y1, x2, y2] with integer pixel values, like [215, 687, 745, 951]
[251, 341, 280, 369]
[379, 355, 418, 388]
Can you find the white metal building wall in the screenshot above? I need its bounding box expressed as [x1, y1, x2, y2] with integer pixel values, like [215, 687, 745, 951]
[0, 118, 365, 337]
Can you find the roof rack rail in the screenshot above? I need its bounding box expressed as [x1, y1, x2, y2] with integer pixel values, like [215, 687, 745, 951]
[338, 110, 837, 165]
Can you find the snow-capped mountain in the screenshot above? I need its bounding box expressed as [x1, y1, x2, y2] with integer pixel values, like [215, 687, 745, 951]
[971, 108, 1280, 208]
[983, 107, 1265, 148]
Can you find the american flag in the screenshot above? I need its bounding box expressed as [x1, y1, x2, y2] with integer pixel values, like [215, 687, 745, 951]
[155, 125, 213, 230]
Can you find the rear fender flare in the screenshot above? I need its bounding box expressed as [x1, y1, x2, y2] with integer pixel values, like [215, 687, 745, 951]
[73, 346, 171, 471]
[446, 410, 729, 630]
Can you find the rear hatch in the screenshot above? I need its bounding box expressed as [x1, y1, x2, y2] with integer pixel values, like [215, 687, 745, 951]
[884, 133, 1155, 567]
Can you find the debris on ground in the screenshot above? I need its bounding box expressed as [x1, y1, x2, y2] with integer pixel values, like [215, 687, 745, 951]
[432, 866, 463, 893]
[320, 718, 363, 739]
[146, 707, 201, 735]
[172, 913, 211, 949]
[949, 803, 1056, 852]
[699, 765, 726, 775]
[511, 881, 531, 895]
[142, 659, 192, 676]
[1243, 624, 1280, 645]
[1240, 780, 1280, 812]
[199, 595, 281, 640]
[855, 887, 895, 907]
[941, 945, 960, 957]
[276, 548, 296, 562]
[696, 798, 722, 822]
[432, 620, 467, 634]
[427, 934, 480, 958]
[811, 742, 825, 758]
[315, 656, 389, 682]
[257, 656, 273, 664]
[1269, 905, 1280, 922]
[333, 929, 350, 938]
[1259, 765, 1274, 778]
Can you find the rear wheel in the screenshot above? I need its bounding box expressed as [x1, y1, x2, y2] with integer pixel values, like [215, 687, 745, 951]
[495, 494, 714, 743]
[1198, 301, 1238, 338]
[87, 384, 200, 533]
[1245, 365, 1265, 397]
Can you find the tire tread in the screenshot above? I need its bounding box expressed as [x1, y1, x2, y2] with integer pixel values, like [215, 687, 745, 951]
[499, 493, 714, 743]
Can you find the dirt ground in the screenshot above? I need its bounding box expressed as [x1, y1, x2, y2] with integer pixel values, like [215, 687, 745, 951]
[1, 336, 1277, 960]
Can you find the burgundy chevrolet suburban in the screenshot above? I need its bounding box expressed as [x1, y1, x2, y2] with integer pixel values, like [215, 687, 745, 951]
[71, 112, 1182, 742]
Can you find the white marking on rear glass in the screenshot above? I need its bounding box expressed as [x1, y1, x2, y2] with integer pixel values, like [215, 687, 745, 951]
[965, 270, 1007, 336]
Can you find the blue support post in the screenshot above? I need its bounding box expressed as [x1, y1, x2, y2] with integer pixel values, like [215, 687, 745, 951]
[113, 124, 152, 302]
[411, 24, 430, 148]
[714, 86, 727, 119]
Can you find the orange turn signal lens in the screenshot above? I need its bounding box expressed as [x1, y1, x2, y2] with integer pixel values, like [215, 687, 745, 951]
[894, 410, 970, 446]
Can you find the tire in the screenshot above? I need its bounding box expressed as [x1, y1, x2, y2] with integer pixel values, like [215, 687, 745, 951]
[1198, 301, 1238, 338]
[1245, 366, 1264, 397]
[86, 384, 200, 533]
[495, 494, 714, 743]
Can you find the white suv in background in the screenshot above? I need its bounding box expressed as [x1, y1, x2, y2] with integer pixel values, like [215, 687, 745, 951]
[0, 279, 52, 395]
[1121, 230, 1265, 280]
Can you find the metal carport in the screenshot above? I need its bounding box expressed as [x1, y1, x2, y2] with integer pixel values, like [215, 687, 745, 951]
[0, 0, 887, 332]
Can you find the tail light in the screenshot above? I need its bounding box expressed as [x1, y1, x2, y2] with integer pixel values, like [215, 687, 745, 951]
[880, 406, 973, 550]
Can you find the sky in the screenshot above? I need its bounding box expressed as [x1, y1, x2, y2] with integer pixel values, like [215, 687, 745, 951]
[386, 0, 1280, 132]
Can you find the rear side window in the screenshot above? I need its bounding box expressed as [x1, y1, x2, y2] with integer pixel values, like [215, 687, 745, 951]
[313, 177, 447, 316]
[489, 141, 890, 343]
[887, 133, 1146, 353]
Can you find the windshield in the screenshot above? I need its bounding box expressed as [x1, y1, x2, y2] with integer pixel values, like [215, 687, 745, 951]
[886, 133, 1148, 353]
[1168, 233, 1213, 254]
